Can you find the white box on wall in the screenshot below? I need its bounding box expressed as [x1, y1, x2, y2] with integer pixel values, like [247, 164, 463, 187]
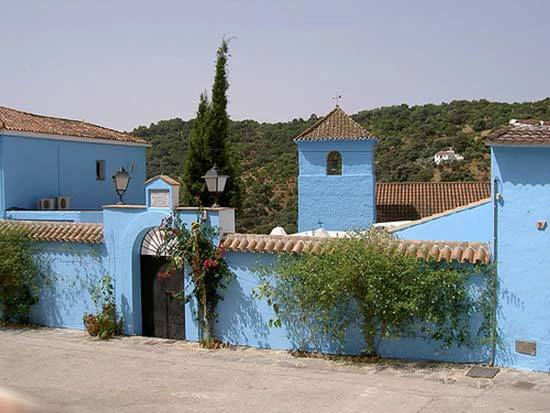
[37, 198, 56, 210]
[57, 197, 71, 210]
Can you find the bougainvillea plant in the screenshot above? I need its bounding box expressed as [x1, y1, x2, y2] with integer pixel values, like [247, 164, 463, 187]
[157, 211, 233, 343]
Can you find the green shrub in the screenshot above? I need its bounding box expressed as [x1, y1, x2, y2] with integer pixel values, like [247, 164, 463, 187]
[83, 275, 122, 339]
[255, 230, 488, 355]
[0, 227, 42, 323]
[83, 303, 122, 339]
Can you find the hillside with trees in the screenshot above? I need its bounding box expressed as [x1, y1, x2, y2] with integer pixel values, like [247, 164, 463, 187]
[133, 98, 550, 234]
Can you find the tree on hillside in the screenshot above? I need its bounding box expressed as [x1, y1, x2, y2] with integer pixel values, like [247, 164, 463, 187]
[182, 39, 243, 208]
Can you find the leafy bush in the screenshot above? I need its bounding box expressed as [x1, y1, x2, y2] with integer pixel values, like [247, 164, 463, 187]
[0, 227, 42, 323]
[83, 303, 122, 339]
[255, 230, 488, 355]
[83, 275, 122, 339]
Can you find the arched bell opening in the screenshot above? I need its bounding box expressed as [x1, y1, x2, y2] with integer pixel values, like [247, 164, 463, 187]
[326, 151, 342, 175]
[139, 227, 185, 340]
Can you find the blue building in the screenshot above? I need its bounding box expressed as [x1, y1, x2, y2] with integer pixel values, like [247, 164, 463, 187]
[0, 106, 148, 214]
[391, 119, 550, 371]
[486, 119, 550, 371]
[295, 106, 376, 232]
[4, 104, 550, 372]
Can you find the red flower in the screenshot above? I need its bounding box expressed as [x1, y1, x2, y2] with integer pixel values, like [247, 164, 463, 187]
[157, 271, 169, 280]
[202, 258, 219, 269]
[157, 270, 174, 280]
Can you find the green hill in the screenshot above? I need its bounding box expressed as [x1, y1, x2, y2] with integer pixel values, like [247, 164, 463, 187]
[133, 98, 550, 234]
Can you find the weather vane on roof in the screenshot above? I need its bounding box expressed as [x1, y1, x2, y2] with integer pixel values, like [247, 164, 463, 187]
[332, 92, 342, 107]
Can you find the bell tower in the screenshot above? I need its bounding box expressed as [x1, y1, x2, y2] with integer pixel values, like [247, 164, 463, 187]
[295, 106, 376, 232]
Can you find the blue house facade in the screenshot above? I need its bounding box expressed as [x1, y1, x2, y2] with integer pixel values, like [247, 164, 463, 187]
[393, 119, 550, 371]
[296, 106, 376, 232]
[0, 106, 148, 214]
[487, 120, 550, 372]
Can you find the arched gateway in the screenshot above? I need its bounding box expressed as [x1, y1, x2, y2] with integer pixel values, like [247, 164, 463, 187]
[101, 175, 234, 340]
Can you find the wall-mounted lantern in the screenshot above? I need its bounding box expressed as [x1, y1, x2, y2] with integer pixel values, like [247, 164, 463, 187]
[202, 164, 228, 207]
[112, 167, 131, 204]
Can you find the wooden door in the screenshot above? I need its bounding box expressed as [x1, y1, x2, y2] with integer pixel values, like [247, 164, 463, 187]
[141, 256, 185, 339]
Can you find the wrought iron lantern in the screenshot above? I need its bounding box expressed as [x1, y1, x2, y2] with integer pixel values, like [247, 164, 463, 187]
[202, 164, 228, 207]
[112, 167, 131, 204]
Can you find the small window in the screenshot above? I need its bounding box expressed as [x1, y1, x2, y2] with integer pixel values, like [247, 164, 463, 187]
[327, 151, 342, 175]
[96, 160, 105, 181]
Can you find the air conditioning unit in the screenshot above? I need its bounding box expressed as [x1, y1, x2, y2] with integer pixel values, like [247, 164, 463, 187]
[37, 198, 56, 210]
[56, 196, 71, 210]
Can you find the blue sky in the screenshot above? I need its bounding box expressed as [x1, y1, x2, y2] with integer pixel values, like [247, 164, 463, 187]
[2, 0, 549, 131]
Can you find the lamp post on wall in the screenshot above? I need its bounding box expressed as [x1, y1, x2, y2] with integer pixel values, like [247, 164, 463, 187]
[202, 164, 228, 207]
[112, 167, 131, 205]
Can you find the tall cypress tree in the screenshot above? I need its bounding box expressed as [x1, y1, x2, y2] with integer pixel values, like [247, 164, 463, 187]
[182, 39, 242, 208]
[182, 92, 211, 206]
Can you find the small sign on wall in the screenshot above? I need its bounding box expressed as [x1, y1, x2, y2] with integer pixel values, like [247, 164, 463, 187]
[150, 190, 170, 208]
[516, 340, 536, 356]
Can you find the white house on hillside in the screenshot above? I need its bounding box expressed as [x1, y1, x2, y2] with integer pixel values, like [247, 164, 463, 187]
[434, 148, 464, 165]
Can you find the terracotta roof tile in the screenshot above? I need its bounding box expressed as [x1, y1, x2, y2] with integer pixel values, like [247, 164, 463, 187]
[0, 106, 148, 145]
[486, 119, 550, 146]
[0, 220, 104, 243]
[376, 182, 491, 222]
[221, 233, 490, 264]
[295, 106, 374, 141]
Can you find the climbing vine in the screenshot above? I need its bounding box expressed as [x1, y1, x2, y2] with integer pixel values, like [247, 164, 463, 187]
[158, 212, 233, 345]
[255, 229, 491, 355]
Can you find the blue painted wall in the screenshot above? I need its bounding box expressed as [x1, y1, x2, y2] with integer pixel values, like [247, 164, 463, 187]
[25, 235, 489, 364]
[216, 252, 489, 363]
[0, 134, 146, 214]
[297, 140, 376, 232]
[24, 208, 491, 365]
[491, 146, 550, 372]
[394, 200, 492, 243]
[30, 242, 108, 329]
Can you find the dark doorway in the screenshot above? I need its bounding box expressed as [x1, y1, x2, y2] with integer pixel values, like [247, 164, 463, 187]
[140, 255, 185, 340]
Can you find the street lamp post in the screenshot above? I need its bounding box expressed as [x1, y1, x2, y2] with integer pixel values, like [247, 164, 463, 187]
[112, 167, 131, 204]
[202, 164, 229, 207]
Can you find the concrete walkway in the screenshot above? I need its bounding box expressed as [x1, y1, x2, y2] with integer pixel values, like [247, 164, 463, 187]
[1, 327, 550, 412]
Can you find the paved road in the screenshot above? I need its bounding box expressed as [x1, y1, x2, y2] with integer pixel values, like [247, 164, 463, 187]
[1, 327, 550, 412]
